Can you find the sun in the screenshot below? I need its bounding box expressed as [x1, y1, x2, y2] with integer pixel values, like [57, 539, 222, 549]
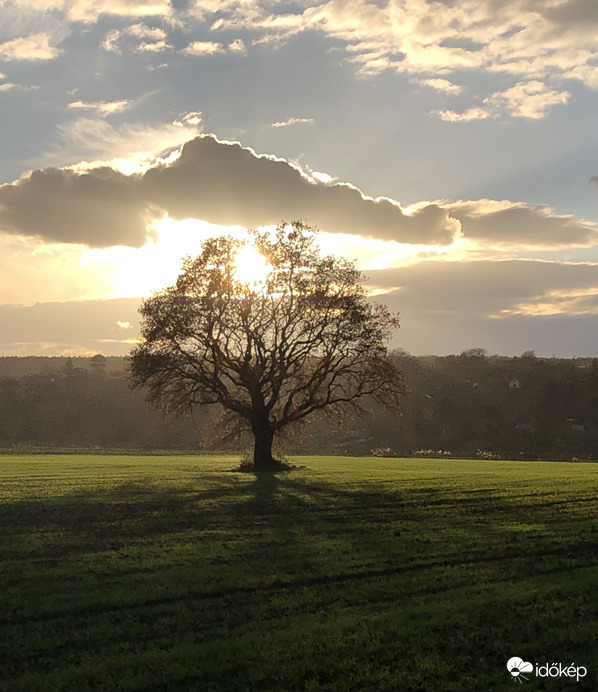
[233, 243, 271, 288]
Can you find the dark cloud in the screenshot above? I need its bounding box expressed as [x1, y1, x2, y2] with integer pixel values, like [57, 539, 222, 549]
[0, 298, 142, 355]
[0, 135, 455, 248]
[366, 259, 598, 356]
[0, 167, 150, 247]
[449, 201, 598, 248]
[3, 259, 598, 357]
[1, 136, 596, 250]
[367, 259, 598, 313]
[543, 0, 598, 27]
[140, 136, 455, 244]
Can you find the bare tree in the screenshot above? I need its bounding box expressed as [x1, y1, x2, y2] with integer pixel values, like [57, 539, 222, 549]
[129, 221, 405, 469]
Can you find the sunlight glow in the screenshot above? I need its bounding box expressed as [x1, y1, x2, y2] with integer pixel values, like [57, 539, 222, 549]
[316, 231, 472, 272]
[78, 220, 475, 301]
[233, 243, 271, 288]
[81, 218, 248, 298]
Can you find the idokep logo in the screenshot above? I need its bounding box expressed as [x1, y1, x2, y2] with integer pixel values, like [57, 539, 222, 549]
[507, 657, 533, 683]
[506, 657, 588, 683]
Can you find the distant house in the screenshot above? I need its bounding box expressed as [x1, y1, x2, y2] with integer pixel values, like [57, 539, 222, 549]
[509, 378, 521, 389]
[91, 353, 107, 375]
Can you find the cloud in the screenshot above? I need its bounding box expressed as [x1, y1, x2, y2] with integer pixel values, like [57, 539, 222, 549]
[445, 199, 598, 249]
[271, 117, 315, 127]
[0, 298, 142, 356]
[0, 33, 60, 60]
[182, 41, 225, 55]
[366, 258, 598, 355]
[4, 1, 596, 124]
[181, 39, 246, 55]
[3, 134, 598, 251]
[486, 81, 570, 119]
[4, 258, 598, 357]
[201, 0, 596, 118]
[0, 134, 458, 248]
[176, 111, 202, 126]
[0, 166, 152, 247]
[6, 0, 598, 115]
[368, 258, 598, 316]
[138, 136, 457, 244]
[436, 107, 490, 122]
[498, 287, 598, 318]
[68, 100, 130, 116]
[415, 78, 463, 95]
[8, 0, 171, 23]
[436, 81, 571, 121]
[228, 38, 246, 53]
[34, 115, 202, 173]
[102, 23, 170, 53]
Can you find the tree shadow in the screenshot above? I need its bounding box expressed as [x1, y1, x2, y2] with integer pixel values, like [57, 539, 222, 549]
[2, 467, 597, 691]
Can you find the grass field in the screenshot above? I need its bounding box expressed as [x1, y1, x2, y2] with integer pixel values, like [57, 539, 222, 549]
[1, 454, 597, 691]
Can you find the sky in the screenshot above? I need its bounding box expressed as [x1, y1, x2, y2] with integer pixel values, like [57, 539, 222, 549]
[2, 0, 598, 357]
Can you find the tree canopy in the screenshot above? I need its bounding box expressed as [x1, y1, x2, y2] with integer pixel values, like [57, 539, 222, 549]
[128, 221, 405, 469]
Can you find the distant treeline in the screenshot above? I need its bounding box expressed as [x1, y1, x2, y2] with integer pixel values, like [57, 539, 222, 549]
[1, 350, 598, 459]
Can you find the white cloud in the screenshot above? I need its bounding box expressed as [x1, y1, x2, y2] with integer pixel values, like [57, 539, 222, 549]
[436, 80, 571, 121]
[175, 111, 202, 126]
[136, 39, 170, 52]
[310, 171, 334, 184]
[182, 41, 224, 55]
[181, 39, 247, 56]
[228, 38, 246, 53]
[33, 116, 202, 173]
[2, 0, 595, 124]
[487, 80, 571, 119]
[0, 33, 60, 61]
[101, 23, 170, 53]
[68, 100, 130, 116]
[416, 78, 463, 95]
[7, 0, 171, 23]
[271, 117, 315, 127]
[202, 0, 598, 118]
[436, 106, 490, 122]
[102, 29, 123, 52]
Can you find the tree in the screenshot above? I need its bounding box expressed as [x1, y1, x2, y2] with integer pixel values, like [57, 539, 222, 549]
[128, 221, 405, 470]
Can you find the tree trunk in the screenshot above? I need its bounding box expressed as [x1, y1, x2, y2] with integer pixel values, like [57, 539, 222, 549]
[252, 424, 276, 470]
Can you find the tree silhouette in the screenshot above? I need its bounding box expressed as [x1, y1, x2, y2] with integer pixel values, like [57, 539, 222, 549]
[129, 221, 405, 469]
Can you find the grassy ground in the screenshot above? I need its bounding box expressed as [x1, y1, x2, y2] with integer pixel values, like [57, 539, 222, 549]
[1, 454, 597, 691]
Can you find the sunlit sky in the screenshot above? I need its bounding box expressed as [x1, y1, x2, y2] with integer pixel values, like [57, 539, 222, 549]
[2, 0, 598, 356]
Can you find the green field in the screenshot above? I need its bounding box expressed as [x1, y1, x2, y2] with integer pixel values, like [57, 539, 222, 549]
[1, 455, 597, 691]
